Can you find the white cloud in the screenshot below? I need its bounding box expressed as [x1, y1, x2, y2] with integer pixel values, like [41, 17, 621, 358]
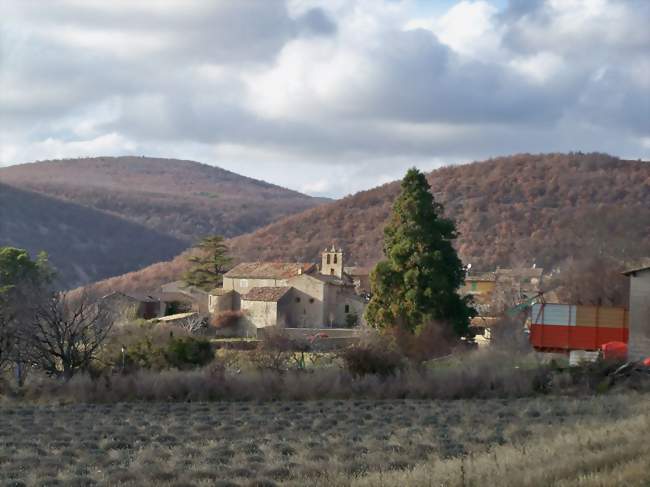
[0, 0, 647, 197]
[510, 51, 565, 84]
[407, 1, 503, 61]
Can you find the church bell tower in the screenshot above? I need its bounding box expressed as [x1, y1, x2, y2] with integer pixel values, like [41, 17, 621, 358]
[321, 245, 344, 278]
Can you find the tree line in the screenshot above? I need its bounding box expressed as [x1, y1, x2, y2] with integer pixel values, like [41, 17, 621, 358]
[0, 247, 112, 383]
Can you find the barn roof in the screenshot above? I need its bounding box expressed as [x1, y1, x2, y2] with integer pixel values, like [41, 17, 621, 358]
[242, 287, 292, 302]
[622, 264, 650, 276]
[225, 262, 316, 279]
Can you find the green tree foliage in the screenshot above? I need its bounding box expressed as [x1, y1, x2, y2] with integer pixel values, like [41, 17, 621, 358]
[182, 235, 232, 291]
[0, 247, 54, 371]
[365, 168, 475, 336]
[0, 247, 52, 296]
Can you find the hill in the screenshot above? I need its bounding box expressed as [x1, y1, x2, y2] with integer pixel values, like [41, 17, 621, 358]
[0, 156, 326, 243]
[80, 153, 650, 297]
[0, 183, 186, 288]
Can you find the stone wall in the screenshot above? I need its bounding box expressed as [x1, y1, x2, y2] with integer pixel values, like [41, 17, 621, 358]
[285, 274, 326, 327]
[628, 270, 650, 360]
[241, 299, 279, 329]
[208, 291, 234, 314]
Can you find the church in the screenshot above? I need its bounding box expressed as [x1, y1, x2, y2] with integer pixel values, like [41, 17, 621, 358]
[208, 247, 368, 334]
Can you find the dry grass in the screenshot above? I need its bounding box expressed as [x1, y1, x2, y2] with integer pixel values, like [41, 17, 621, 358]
[0, 392, 647, 486]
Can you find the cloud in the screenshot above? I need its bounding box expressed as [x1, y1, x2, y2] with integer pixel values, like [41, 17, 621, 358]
[0, 0, 647, 197]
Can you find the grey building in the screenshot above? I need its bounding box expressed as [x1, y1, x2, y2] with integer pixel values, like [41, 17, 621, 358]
[209, 247, 367, 333]
[623, 264, 650, 360]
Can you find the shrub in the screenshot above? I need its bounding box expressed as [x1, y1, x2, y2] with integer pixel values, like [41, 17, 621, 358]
[340, 336, 403, 378]
[391, 321, 456, 363]
[345, 313, 359, 328]
[249, 328, 308, 373]
[99, 321, 212, 372]
[212, 310, 244, 329]
[163, 337, 214, 369]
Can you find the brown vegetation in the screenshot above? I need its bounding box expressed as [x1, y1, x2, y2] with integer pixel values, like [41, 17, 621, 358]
[0, 386, 647, 486]
[0, 156, 326, 243]
[84, 153, 650, 299]
[212, 310, 244, 329]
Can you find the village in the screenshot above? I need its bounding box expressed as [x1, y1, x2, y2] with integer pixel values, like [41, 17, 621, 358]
[101, 246, 650, 364]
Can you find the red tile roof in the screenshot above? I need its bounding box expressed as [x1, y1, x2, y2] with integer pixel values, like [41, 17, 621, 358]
[225, 262, 316, 279]
[242, 287, 291, 302]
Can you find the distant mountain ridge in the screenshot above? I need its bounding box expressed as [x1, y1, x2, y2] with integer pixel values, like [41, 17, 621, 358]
[82, 153, 650, 297]
[0, 183, 186, 287]
[0, 156, 327, 243]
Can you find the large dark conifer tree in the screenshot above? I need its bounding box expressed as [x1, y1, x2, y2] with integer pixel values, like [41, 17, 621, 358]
[365, 168, 475, 336]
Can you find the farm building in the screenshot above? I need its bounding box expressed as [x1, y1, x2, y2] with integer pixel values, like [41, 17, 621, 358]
[623, 264, 650, 360]
[100, 292, 163, 321]
[159, 280, 210, 315]
[209, 247, 367, 334]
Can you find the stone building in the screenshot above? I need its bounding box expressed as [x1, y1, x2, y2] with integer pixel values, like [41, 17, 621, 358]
[159, 280, 210, 314]
[209, 247, 367, 334]
[100, 292, 163, 321]
[623, 264, 650, 360]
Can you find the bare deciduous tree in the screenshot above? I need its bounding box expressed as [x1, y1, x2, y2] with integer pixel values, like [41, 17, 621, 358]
[21, 293, 114, 380]
[177, 314, 208, 335]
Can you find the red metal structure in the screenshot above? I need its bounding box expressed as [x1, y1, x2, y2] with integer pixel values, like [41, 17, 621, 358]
[530, 303, 629, 353]
[601, 341, 628, 361]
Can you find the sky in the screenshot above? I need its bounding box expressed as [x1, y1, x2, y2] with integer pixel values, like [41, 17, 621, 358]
[1, 0, 648, 197]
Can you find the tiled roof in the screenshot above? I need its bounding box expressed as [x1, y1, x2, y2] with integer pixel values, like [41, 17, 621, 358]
[208, 288, 234, 296]
[242, 287, 291, 302]
[344, 266, 372, 276]
[102, 291, 160, 303]
[225, 262, 316, 279]
[304, 272, 353, 286]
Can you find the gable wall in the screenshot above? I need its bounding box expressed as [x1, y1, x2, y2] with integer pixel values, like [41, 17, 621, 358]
[285, 274, 327, 327]
[629, 270, 650, 360]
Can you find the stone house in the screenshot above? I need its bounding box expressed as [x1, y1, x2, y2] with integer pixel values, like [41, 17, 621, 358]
[100, 292, 163, 321]
[159, 280, 210, 315]
[209, 247, 367, 334]
[623, 264, 650, 360]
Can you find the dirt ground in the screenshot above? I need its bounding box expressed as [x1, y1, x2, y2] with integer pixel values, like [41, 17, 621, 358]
[1, 392, 648, 486]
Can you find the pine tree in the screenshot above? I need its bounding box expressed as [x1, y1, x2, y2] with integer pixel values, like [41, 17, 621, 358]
[182, 236, 232, 291]
[365, 168, 475, 336]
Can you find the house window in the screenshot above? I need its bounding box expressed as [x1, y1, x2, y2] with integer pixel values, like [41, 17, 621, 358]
[309, 298, 315, 303]
[240, 279, 248, 288]
[333, 254, 338, 264]
[330, 269, 335, 275]
[345, 304, 350, 313]
[327, 254, 331, 264]
[295, 297, 301, 303]
[471, 282, 477, 291]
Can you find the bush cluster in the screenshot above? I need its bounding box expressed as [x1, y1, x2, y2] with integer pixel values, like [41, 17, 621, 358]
[100, 321, 214, 372]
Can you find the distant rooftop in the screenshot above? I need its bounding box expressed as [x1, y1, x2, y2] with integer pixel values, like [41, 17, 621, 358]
[242, 287, 291, 302]
[225, 262, 316, 279]
[465, 272, 496, 282]
[623, 263, 650, 276]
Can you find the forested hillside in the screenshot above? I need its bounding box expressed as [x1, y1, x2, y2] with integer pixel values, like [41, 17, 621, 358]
[84, 153, 650, 297]
[0, 183, 186, 287]
[0, 156, 326, 243]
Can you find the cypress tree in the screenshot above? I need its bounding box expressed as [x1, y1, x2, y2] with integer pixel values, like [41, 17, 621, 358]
[365, 168, 475, 336]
